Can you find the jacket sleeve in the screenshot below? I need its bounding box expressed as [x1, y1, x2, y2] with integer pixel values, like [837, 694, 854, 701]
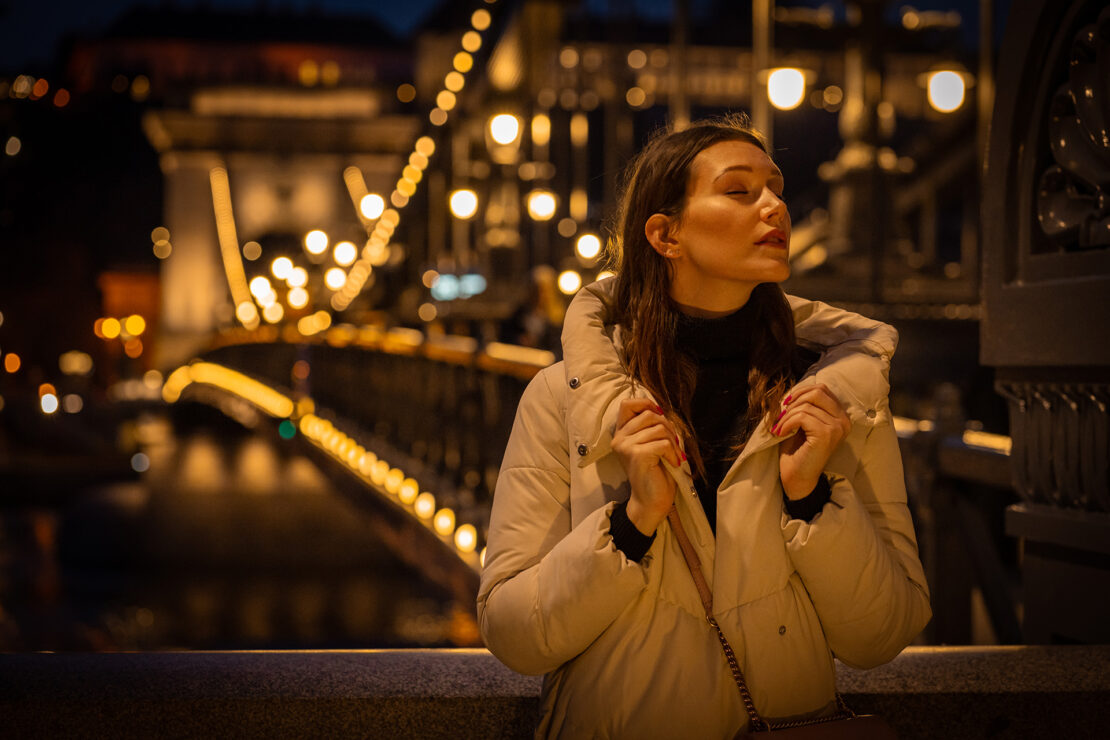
[780, 420, 932, 668]
[477, 367, 650, 675]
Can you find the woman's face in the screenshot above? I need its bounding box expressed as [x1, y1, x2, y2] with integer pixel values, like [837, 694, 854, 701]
[662, 139, 791, 313]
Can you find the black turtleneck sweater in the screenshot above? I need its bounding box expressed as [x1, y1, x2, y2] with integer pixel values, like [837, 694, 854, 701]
[610, 304, 832, 562]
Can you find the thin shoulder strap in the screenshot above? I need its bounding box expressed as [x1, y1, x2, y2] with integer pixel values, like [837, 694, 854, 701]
[667, 506, 767, 731]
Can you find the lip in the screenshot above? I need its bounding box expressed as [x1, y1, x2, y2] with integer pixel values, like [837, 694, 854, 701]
[756, 229, 788, 247]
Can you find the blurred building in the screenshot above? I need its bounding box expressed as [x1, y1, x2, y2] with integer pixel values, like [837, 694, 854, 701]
[66, 6, 422, 366]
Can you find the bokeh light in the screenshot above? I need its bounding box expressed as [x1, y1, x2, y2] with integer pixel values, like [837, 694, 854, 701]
[324, 267, 347, 290]
[304, 230, 328, 255]
[527, 190, 557, 221]
[333, 241, 357, 266]
[768, 68, 806, 110]
[576, 233, 602, 260]
[489, 113, 520, 145]
[271, 257, 293, 280]
[449, 189, 479, 219]
[558, 270, 583, 295]
[927, 70, 966, 113]
[360, 193, 385, 220]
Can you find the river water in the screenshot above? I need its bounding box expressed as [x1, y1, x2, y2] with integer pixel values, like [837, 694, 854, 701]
[0, 408, 475, 651]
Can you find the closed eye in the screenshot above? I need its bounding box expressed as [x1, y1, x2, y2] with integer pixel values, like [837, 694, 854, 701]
[726, 190, 748, 195]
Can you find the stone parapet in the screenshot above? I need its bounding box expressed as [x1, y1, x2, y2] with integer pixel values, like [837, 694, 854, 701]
[2, 646, 1108, 738]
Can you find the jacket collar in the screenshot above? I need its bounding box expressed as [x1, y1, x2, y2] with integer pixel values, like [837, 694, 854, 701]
[560, 279, 899, 470]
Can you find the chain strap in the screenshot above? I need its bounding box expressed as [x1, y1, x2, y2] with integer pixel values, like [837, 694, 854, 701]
[667, 507, 855, 734]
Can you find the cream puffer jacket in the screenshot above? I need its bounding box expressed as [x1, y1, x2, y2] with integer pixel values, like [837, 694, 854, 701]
[478, 280, 931, 739]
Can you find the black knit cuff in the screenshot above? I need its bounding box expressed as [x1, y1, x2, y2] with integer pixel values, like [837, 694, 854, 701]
[783, 473, 832, 522]
[610, 500, 656, 562]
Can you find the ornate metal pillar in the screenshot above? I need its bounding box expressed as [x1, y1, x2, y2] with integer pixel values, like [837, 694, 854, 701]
[982, 0, 1110, 643]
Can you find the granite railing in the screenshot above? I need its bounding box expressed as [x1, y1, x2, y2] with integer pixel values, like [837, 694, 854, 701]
[2, 646, 1108, 739]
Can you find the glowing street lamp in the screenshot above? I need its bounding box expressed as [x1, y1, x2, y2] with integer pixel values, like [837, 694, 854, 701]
[489, 114, 521, 145]
[527, 190, 557, 221]
[449, 189, 479, 219]
[304, 229, 328, 255]
[767, 68, 806, 110]
[360, 193, 385, 220]
[927, 70, 966, 113]
[576, 233, 602, 260]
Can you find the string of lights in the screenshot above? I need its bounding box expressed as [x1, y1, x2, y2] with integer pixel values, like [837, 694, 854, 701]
[161, 359, 485, 571]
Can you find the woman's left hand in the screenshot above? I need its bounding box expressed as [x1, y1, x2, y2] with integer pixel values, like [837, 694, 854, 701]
[773, 384, 852, 500]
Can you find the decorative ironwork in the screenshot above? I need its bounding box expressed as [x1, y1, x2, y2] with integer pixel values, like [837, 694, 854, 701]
[1037, 6, 1110, 251]
[996, 380, 1110, 512]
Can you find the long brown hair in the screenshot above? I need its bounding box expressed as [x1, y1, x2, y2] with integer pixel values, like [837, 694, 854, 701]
[604, 114, 796, 479]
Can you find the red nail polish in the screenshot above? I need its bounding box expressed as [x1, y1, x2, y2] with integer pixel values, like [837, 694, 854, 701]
[655, 405, 664, 414]
[775, 409, 785, 422]
[681, 451, 687, 462]
[784, 394, 793, 404]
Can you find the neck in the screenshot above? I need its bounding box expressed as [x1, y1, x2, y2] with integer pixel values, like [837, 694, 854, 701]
[670, 279, 756, 318]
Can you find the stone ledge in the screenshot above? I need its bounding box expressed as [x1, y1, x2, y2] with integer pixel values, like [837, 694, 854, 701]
[1, 646, 1107, 739]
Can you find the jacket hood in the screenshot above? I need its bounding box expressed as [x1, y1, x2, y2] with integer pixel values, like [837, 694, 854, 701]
[560, 278, 898, 470]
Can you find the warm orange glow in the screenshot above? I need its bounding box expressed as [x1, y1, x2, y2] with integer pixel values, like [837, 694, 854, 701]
[102, 318, 121, 339]
[414, 492, 436, 519]
[287, 287, 309, 309]
[455, 524, 478, 553]
[359, 193, 385, 220]
[429, 108, 448, 126]
[53, 89, 70, 107]
[287, 266, 308, 288]
[471, 9, 491, 30]
[298, 59, 319, 86]
[415, 136, 435, 157]
[461, 31, 481, 53]
[489, 113, 521, 145]
[40, 393, 59, 414]
[434, 508, 456, 536]
[124, 314, 146, 336]
[304, 230, 328, 255]
[396, 83, 416, 103]
[449, 189, 479, 219]
[236, 301, 259, 325]
[333, 241, 357, 266]
[130, 75, 150, 100]
[453, 52, 474, 73]
[576, 233, 602, 260]
[38, 383, 57, 398]
[436, 90, 457, 111]
[445, 71, 466, 92]
[271, 256, 293, 280]
[527, 190, 557, 220]
[262, 302, 284, 324]
[124, 338, 143, 358]
[32, 78, 49, 97]
[3, 353, 20, 373]
[558, 270, 583, 295]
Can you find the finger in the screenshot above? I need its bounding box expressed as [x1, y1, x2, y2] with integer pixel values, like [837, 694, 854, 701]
[616, 407, 679, 442]
[774, 407, 838, 439]
[782, 387, 851, 438]
[625, 426, 683, 468]
[617, 398, 662, 428]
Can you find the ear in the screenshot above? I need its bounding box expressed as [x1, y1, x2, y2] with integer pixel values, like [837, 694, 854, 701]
[645, 213, 680, 258]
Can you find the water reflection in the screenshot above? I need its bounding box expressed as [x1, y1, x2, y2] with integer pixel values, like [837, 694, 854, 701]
[0, 410, 476, 651]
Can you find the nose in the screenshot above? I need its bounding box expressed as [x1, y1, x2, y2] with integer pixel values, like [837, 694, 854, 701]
[760, 190, 787, 225]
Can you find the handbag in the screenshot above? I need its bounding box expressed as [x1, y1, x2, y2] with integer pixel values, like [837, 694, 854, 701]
[666, 508, 898, 739]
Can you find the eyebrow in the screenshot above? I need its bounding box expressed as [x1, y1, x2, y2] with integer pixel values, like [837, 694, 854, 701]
[714, 164, 784, 182]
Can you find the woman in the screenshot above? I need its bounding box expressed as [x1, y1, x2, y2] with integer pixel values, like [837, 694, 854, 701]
[477, 116, 931, 739]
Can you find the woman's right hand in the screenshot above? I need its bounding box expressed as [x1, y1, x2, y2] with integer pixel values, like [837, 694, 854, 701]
[612, 398, 684, 535]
